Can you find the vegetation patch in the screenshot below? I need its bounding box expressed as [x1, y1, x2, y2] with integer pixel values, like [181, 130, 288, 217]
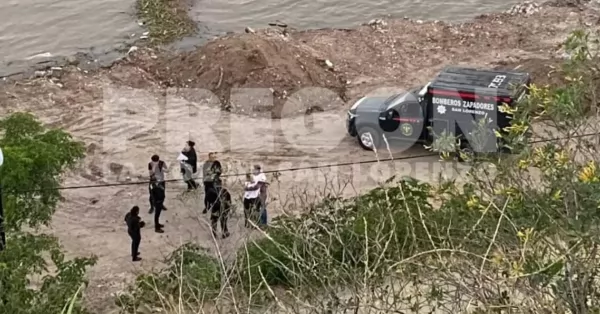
[0, 113, 95, 314]
[135, 0, 197, 45]
[114, 29, 600, 313]
[116, 243, 222, 313]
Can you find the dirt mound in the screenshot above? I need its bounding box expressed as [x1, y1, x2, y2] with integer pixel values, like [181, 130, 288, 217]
[136, 33, 347, 118]
[493, 58, 567, 87]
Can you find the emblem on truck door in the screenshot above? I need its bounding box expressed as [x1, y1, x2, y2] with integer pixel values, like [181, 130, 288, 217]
[400, 123, 413, 136]
[437, 105, 446, 115]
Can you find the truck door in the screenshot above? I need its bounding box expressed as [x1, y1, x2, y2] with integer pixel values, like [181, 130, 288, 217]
[378, 101, 425, 143]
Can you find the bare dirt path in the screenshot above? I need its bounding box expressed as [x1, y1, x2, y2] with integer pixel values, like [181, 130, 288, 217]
[0, 3, 599, 312]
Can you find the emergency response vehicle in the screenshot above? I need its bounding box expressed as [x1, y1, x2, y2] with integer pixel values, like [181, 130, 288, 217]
[346, 66, 531, 155]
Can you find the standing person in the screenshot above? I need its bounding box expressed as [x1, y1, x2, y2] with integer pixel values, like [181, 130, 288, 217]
[178, 153, 197, 191]
[243, 173, 260, 228]
[124, 206, 145, 262]
[202, 152, 223, 214]
[148, 154, 168, 213]
[149, 179, 165, 233]
[182, 141, 198, 174]
[253, 165, 269, 226]
[206, 186, 232, 238]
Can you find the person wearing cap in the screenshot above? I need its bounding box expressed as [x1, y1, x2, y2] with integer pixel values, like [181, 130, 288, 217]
[252, 165, 269, 226]
[202, 152, 222, 213]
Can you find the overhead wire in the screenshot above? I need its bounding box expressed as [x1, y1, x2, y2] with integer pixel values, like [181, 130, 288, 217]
[5, 130, 600, 195]
[8, 131, 600, 270]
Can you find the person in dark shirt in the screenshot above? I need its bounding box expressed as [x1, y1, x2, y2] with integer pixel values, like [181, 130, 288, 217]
[181, 142, 198, 191]
[182, 141, 198, 174]
[149, 179, 166, 233]
[206, 186, 231, 239]
[124, 206, 145, 262]
[148, 155, 168, 213]
[202, 152, 223, 213]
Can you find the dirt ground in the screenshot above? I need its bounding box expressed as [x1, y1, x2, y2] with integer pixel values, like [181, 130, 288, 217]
[0, 1, 599, 313]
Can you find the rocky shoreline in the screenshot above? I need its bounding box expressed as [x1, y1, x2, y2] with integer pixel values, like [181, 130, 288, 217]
[0, 0, 594, 84]
[2, 0, 598, 118]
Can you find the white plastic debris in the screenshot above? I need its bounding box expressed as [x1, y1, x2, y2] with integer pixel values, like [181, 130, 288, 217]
[127, 46, 138, 54]
[366, 18, 387, 29]
[505, 1, 541, 15]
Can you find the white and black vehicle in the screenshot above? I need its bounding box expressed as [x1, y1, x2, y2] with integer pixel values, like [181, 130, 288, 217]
[346, 66, 531, 154]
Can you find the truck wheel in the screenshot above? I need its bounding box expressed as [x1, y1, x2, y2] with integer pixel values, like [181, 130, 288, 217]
[357, 127, 381, 151]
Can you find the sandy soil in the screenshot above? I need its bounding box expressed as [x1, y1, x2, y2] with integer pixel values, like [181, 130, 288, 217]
[1, 1, 599, 312]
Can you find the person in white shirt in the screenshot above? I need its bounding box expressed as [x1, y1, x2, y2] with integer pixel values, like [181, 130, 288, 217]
[177, 153, 197, 191]
[148, 154, 168, 214]
[252, 165, 268, 226]
[243, 173, 260, 228]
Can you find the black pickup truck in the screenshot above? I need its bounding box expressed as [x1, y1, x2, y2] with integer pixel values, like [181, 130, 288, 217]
[346, 66, 531, 154]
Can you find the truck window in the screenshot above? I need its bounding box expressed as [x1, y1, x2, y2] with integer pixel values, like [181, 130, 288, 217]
[384, 93, 403, 106]
[379, 108, 400, 133]
[399, 103, 422, 118]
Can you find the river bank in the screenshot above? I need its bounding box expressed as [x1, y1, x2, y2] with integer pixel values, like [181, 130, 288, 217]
[0, 0, 527, 81]
[2, 1, 598, 117]
[1, 1, 599, 313]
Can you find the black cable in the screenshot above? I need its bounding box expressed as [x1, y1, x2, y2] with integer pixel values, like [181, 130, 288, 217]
[9, 151, 440, 194]
[6, 131, 600, 195]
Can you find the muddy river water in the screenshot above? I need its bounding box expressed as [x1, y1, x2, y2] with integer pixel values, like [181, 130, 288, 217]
[0, 0, 520, 75]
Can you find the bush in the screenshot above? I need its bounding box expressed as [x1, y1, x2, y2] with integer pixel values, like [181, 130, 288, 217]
[235, 177, 491, 291]
[118, 29, 600, 313]
[0, 113, 95, 314]
[117, 243, 222, 313]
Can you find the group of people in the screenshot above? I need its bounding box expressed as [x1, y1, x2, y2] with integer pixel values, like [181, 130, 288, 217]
[124, 141, 270, 262]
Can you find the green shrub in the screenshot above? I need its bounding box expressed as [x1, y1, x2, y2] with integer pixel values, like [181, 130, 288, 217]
[234, 177, 483, 291]
[116, 244, 222, 313]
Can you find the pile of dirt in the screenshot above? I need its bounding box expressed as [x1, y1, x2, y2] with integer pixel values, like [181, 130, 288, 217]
[493, 58, 566, 87]
[135, 33, 348, 118]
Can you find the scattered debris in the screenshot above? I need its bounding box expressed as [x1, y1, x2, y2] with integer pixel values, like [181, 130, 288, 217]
[366, 18, 387, 29]
[127, 46, 139, 55]
[506, 1, 541, 15]
[317, 58, 334, 70]
[268, 20, 288, 28]
[26, 52, 53, 60]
